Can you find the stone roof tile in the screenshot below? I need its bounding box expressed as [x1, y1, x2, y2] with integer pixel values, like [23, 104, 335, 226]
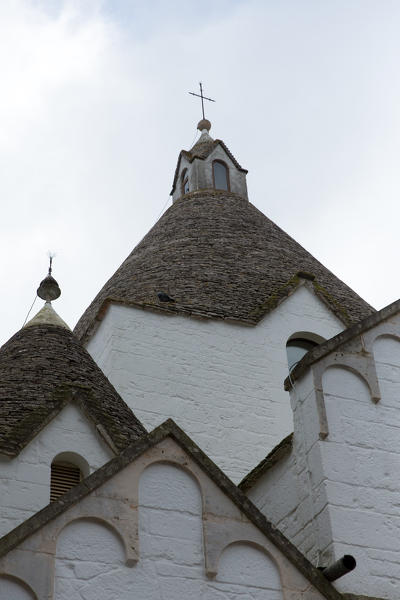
[74, 190, 374, 344]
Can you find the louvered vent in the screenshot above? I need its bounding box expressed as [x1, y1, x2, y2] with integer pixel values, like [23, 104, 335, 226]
[50, 461, 82, 503]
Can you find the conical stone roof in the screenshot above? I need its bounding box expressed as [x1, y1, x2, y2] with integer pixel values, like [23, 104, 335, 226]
[74, 189, 374, 344]
[0, 313, 146, 456]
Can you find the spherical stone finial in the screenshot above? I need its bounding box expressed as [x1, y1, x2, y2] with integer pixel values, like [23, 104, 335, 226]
[197, 118, 211, 132]
[37, 274, 61, 301]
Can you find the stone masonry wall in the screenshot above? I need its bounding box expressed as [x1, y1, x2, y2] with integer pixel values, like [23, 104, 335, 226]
[87, 284, 344, 482]
[0, 404, 113, 538]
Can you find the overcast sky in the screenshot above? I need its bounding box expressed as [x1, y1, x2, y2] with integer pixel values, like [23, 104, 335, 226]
[1, 0, 400, 344]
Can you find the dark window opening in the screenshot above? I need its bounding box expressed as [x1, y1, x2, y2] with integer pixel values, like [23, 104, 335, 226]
[50, 461, 82, 502]
[181, 169, 189, 195]
[213, 160, 229, 191]
[286, 338, 318, 371]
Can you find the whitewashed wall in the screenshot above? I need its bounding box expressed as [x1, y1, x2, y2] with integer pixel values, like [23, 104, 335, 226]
[247, 398, 322, 565]
[319, 335, 400, 599]
[250, 316, 400, 599]
[0, 437, 328, 600]
[87, 283, 343, 482]
[55, 463, 283, 600]
[0, 576, 36, 600]
[0, 404, 113, 538]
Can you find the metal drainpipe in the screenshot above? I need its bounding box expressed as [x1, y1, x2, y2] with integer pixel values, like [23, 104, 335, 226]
[321, 555, 357, 582]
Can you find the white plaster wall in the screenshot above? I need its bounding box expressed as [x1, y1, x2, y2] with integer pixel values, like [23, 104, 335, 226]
[0, 403, 113, 538]
[249, 366, 375, 574]
[318, 336, 400, 599]
[248, 369, 325, 566]
[252, 330, 400, 599]
[0, 436, 328, 600]
[87, 283, 343, 482]
[0, 577, 36, 600]
[214, 542, 282, 595]
[55, 462, 283, 600]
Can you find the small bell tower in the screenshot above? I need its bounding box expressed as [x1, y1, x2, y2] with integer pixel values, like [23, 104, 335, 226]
[170, 84, 248, 202]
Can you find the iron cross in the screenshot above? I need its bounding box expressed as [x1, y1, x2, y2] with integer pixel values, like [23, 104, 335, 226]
[189, 82, 215, 120]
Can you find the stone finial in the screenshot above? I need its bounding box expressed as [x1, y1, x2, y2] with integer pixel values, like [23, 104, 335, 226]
[37, 274, 61, 301]
[26, 258, 68, 328]
[197, 119, 211, 132]
[37, 256, 61, 301]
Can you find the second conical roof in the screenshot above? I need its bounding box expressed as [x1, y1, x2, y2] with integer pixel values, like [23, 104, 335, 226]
[0, 315, 146, 456]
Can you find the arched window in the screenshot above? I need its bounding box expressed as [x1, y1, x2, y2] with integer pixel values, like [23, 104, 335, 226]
[286, 333, 323, 371]
[50, 458, 83, 502]
[181, 169, 189, 195]
[212, 160, 229, 191]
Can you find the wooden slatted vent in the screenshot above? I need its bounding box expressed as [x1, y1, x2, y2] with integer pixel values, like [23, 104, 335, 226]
[50, 461, 82, 503]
